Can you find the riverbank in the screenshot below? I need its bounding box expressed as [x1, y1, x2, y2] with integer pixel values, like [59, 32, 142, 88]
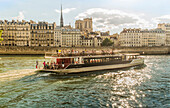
[0, 46, 170, 55]
[118, 46, 170, 55]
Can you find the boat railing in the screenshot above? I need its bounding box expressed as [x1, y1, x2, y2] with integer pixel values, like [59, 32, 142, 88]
[45, 52, 59, 58]
[64, 63, 71, 69]
[44, 63, 76, 70]
[138, 57, 144, 59]
[45, 51, 118, 58]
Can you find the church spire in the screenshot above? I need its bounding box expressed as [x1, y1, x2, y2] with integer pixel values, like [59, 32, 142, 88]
[60, 4, 64, 28]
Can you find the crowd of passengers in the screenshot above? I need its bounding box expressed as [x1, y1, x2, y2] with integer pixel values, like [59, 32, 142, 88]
[42, 61, 66, 69]
[55, 49, 116, 56]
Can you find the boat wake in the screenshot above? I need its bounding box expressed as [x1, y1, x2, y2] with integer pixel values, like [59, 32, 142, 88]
[0, 69, 37, 82]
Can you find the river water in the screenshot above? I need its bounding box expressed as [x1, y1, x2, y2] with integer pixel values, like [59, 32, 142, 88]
[0, 55, 169, 108]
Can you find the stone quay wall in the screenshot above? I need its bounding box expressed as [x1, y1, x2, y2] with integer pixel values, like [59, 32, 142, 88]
[0, 46, 170, 55]
[117, 46, 170, 55]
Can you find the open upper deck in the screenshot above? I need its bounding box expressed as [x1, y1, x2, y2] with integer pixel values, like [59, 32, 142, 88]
[45, 52, 140, 59]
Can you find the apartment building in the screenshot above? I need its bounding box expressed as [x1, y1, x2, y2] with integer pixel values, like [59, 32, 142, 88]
[119, 28, 165, 47]
[81, 37, 94, 47]
[99, 31, 110, 40]
[54, 26, 62, 47]
[30, 22, 56, 47]
[16, 21, 30, 46]
[110, 33, 119, 47]
[158, 23, 170, 46]
[81, 36, 102, 47]
[119, 28, 142, 47]
[142, 29, 165, 47]
[61, 28, 81, 47]
[0, 20, 30, 46]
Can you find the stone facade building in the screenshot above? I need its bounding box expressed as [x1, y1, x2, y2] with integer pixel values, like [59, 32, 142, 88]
[158, 23, 170, 46]
[81, 37, 94, 47]
[61, 28, 81, 47]
[16, 21, 30, 46]
[75, 18, 93, 33]
[30, 22, 56, 47]
[54, 26, 62, 47]
[99, 31, 110, 40]
[94, 37, 102, 47]
[141, 29, 165, 47]
[110, 33, 119, 47]
[0, 20, 30, 46]
[119, 28, 166, 47]
[119, 28, 142, 47]
[81, 36, 102, 47]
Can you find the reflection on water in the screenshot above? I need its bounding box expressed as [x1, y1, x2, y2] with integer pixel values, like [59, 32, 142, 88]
[0, 55, 170, 107]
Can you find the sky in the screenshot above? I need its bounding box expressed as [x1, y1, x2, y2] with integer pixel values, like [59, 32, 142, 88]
[0, 0, 170, 34]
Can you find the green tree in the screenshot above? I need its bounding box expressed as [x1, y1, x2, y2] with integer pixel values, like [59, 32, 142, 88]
[0, 30, 3, 42]
[101, 38, 113, 46]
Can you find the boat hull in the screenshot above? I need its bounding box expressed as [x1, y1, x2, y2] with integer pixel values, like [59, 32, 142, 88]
[36, 58, 144, 74]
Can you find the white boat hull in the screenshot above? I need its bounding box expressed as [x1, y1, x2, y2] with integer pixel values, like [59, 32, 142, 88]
[36, 58, 144, 74]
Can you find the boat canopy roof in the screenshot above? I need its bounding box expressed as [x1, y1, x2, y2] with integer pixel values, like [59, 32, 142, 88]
[122, 53, 140, 56]
[44, 52, 140, 59]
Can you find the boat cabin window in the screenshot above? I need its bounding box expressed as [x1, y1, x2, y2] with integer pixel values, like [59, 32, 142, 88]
[106, 58, 110, 62]
[83, 56, 124, 64]
[74, 57, 79, 64]
[85, 58, 103, 64]
[71, 58, 74, 64]
[109, 57, 122, 61]
[84, 59, 89, 63]
[126, 55, 137, 60]
[79, 57, 84, 64]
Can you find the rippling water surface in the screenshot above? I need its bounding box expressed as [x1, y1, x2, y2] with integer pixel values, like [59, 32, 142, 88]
[0, 55, 169, 108]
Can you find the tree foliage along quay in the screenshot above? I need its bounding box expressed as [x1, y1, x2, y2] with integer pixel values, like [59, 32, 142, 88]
[0, 30, 3, 41]
[101, 38, 113, 46]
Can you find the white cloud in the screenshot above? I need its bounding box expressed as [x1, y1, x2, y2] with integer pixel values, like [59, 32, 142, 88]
[75, 8, 154, 33]
[152, 15, 170, 24]
[55, 8, 76, 14]
[12, 11, 25, 21]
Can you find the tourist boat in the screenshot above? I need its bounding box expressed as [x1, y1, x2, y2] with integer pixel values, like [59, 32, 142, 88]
[36, 52, 144, 74]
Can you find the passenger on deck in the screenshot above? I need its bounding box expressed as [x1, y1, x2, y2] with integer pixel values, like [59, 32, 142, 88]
[50, 62, 53, 69]
[46, 62, 50, 69]
[43, 61, 46, 69]
[53, 62, 58, 69]
[36, 61, 38, 69]
[53, 62, 56, 69]
[56, 62, 59, 69]
[62, 60, 65, 68]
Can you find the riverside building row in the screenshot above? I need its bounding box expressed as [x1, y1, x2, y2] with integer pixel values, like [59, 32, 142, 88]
[0, 20, 105, 47]
[0, 20, 82, 47]
[119, 28, 166, 47]
[0, 4, 114, 47]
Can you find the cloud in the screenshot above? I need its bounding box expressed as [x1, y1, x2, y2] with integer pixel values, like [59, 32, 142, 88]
[75, 8, 154, 33]
[55, 8, 76, 14]
[152, 15, 170, 24]
[12, 11, 25, 21]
